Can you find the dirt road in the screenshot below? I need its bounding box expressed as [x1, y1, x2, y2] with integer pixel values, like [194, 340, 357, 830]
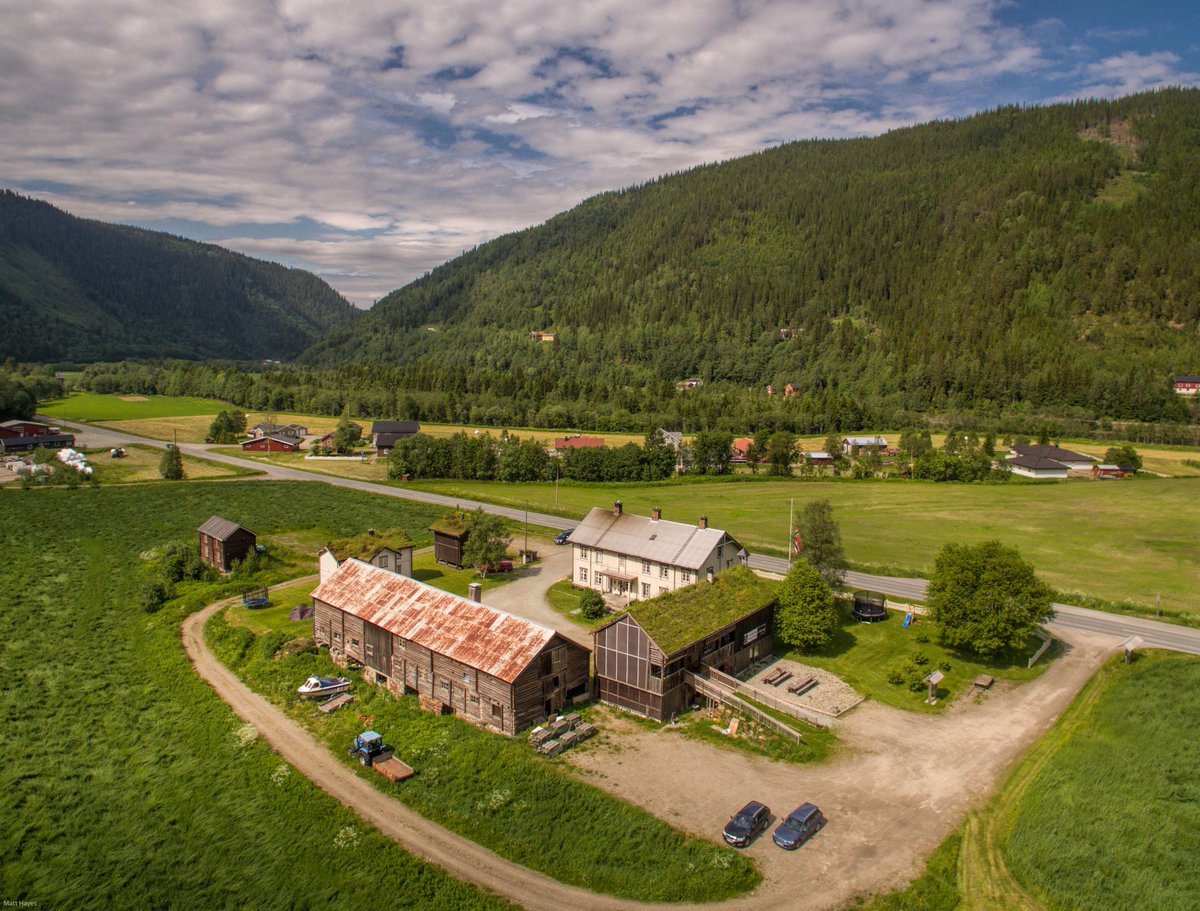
[184, 585, 1118, 911]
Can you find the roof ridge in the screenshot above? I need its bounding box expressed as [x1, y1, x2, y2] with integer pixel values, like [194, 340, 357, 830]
[669, 526, 701, 565]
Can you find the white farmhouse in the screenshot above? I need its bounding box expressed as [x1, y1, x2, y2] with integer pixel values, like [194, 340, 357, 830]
[567, 502, 747, 602]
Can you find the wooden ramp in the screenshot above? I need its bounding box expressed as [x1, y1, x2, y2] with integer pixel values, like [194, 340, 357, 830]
[318, 693, 353, 714]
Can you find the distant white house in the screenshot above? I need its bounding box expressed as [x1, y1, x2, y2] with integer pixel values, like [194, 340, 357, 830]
[1006, 444, 1096, 477]
[841, 436, 888, 456]
[1007, 455, 1069, 479]
[567, 502, 746, 602]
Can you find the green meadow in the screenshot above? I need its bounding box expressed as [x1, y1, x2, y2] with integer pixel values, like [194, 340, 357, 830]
[406, 476, 1200, 618]
[39, 392, 230, 421]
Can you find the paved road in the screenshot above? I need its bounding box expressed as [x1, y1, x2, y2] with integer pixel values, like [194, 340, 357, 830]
[53, 417, 1198, 655]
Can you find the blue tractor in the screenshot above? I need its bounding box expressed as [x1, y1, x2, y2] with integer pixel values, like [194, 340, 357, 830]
[348, 730, 392, 767]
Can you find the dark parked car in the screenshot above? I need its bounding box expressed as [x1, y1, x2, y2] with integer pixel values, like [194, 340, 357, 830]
[554, 528, 574, 546]
[723, 801, 771, 848]
[773, 803, 825, 850]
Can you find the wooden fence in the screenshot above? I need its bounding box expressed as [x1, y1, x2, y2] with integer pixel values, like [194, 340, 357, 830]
[701, 664, 840, 730]
[685, 671, 805, 743]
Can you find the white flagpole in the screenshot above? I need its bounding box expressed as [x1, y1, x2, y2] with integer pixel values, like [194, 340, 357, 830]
[788, 497, 794, 569]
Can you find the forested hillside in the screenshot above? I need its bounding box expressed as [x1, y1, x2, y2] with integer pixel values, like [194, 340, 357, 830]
[0, 192, 358, 362]
[304, 89, 1200, 430]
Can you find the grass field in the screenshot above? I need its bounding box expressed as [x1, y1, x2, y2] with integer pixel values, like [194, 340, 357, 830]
[405, 476, 1200, 618]
[0, 482, 509, 911]
[793, 604, 1054, 713]
[90, 444, 259, 483]
[39, 392, 230, 422]
[225, 580, 318, 637]
[1004, 653, 1200, 911]
[205, 616, 760, 902]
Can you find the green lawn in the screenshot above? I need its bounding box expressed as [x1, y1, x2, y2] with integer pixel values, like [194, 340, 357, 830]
[0, 482, 507, 911]
[85, 444, 259, 484]
[544, 579, 614, 630]
[409, 551, 523, 597]
[404, 476, 1200, 619]
[225, 580, 317, 637]
[791, 603, 1053, 713]
[205, 615, 760, 902]
[39, 392, 231, 421]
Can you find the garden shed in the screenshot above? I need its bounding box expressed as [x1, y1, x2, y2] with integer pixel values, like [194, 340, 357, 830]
[430, 513, 471, 568]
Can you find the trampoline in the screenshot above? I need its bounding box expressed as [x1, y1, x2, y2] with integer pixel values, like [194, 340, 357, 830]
[851, 591, 888, 622]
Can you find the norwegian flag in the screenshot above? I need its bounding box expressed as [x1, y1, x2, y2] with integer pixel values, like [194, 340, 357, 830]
[792, 529, 803, 555]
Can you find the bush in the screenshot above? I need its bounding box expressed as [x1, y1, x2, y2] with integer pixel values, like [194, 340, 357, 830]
[579, 589, 607, 620]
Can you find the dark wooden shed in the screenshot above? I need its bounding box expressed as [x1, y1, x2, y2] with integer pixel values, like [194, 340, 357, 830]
[198, 515, 257, 572]
[429, 513, 471, 568]
[312, 559, 590, 735]
[592, 566, 776, 721]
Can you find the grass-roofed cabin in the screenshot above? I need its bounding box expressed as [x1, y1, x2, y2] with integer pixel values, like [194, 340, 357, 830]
[592, 566, 776, 721]
[318, 528, 415, 582]
[430, 512, 471, 568]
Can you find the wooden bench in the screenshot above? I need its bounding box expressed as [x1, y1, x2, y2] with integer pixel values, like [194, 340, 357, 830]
[787, 676, 815, 694]
[763, 668, 787, 686]
[770, 672, 793, 687]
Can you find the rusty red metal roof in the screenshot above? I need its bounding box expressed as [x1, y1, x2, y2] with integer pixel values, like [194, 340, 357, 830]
[311, 559, 557, 683]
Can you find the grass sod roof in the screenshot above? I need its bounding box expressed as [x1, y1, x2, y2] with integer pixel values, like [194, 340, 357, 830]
[619, 565, 777, 656]
[327, 528, 415, 561]
[429, 513, 471, 537]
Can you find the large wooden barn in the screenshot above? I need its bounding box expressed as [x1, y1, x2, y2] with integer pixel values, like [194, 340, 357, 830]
[312, 559, 590, 735]
[592, 566, 776, 721]
[197, 516, 257, 572]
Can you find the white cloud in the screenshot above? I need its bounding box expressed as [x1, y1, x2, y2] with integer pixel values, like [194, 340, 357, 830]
[0, 0, 1194, 306]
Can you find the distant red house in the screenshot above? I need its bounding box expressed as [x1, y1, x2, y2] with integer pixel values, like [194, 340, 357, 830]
[1173, 375, 1200, 396]
[242, 434, 301, 453]
[730, 438, 755, 463]
[0, 420, 57, 438]
[553, 435, 605, 451]
[783, 383, 802, 397]
[1093, 464, 1135, 480]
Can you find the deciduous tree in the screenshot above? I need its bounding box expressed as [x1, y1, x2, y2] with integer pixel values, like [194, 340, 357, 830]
[774, 559, 838, 651]
[461, 508, 509, 578]
[795, 499, 847, 584]
[928, 540, 1053, 657]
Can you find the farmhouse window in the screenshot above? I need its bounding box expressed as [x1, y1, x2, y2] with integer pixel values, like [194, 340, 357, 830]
[641, 560, 651, 573]
[350, 638, 360, 649]
[579, 568, 588, 583]
[641, 583, 650, 598]
[492, 702, 503, 720]
[659, 564, 669, 579]
[618, 555, 626, 571]
[659, 587, 669, 595]
[681, 570, 691, 583]
[595, 551, 604, 564]
[578, 546, 589, 559]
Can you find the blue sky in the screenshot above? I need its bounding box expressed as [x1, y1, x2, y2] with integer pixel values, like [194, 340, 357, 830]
[1, 1, 1196, 305]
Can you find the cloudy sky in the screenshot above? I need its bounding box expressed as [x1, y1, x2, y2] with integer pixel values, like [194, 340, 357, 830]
[2, 1, 1197, 306]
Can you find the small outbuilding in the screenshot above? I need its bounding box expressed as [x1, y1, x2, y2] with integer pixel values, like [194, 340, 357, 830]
[430, 513, 471, 568]
[319, 528, 415, 582]
[198, 515, 257, 572]
[371, 421, 421, 456]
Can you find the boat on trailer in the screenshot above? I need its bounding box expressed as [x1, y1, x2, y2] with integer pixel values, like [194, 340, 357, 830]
[297, 676, 351, 699]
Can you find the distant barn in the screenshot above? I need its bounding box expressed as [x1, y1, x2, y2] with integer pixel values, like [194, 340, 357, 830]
[429, 513, 471, 568]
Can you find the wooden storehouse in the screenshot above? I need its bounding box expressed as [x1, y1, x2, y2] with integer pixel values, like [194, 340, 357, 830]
[318, 528, 415, 582]
[592, 566, 776, 721]
[312, 559, 590, 735]
[198, 515, 257, 572]
[430, 513, 471, 568]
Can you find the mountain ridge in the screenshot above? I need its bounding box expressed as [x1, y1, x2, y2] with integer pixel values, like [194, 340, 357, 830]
[0, 191, 359, 363]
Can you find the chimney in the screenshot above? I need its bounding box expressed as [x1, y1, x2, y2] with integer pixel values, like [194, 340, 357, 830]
[468, 582, 482, 603]
[698, 515, 708, 529]
[651, 507, 661, 522]
[613, 500, 623, 517]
